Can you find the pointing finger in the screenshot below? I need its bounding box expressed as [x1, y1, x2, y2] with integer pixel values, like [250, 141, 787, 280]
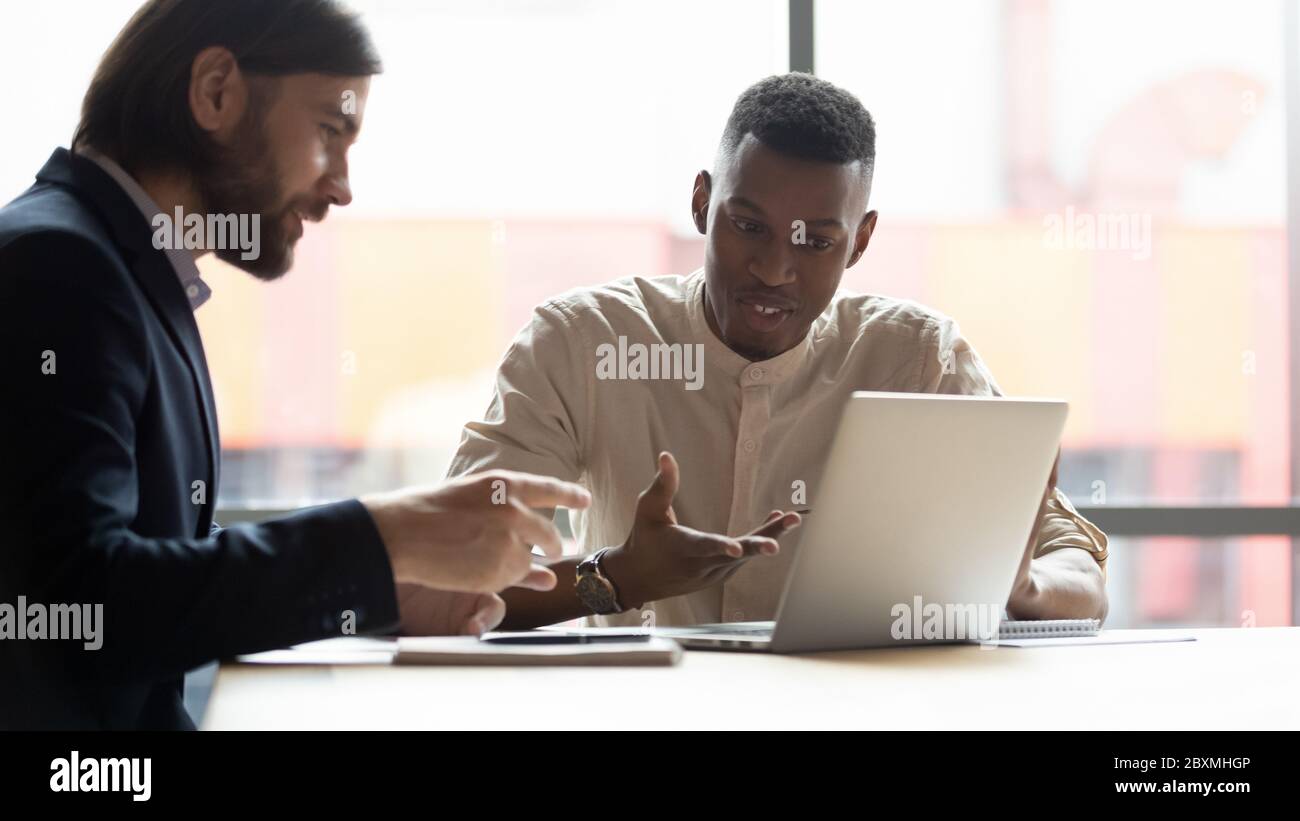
[491, 472, 592, 511]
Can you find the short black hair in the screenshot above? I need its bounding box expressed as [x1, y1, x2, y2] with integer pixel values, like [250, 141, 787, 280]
[719, 73, 876, 179]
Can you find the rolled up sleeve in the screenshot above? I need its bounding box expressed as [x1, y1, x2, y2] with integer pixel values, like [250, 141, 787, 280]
[1036, 488, 1110, 576]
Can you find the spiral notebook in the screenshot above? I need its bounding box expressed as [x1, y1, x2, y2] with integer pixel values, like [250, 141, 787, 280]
[997, 618, 1100, 639]
[991, 620, 1197, 647]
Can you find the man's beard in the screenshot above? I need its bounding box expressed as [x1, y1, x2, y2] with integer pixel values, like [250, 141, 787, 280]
[193, 110, 298, 281]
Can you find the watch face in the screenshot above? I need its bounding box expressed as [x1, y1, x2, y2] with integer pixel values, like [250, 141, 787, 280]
[575, 574, 616, 614]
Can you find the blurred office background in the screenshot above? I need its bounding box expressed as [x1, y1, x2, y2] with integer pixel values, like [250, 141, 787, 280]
[2, 0, 1296, 629]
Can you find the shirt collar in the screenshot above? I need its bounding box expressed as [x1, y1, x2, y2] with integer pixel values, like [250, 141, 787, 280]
[76, 147, 212, 311]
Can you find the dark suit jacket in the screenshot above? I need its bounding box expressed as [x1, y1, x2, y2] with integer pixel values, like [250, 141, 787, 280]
[0, 148, 400, 730]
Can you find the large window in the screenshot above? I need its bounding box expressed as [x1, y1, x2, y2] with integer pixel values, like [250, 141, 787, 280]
[819, 0, 1287, 505]
[817, 0, 1293, 627]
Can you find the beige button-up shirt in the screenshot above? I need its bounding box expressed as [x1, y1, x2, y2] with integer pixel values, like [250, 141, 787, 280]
[447, 269, 1108, 627]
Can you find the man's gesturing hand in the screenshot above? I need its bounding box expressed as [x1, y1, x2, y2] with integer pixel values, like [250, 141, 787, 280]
[361, 470, 591, 594]
[604, 452, 801, 608]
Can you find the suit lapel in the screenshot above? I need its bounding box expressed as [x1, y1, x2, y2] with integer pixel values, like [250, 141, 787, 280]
[35, 149, 221, 521]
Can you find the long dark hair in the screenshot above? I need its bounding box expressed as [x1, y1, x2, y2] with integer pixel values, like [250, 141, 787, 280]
[73, 0, 382, 177]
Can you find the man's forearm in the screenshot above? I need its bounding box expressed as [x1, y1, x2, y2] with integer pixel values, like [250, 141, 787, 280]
[500, 557, 593, 629]
[1007, 547, 1108, 622]
[501, 544, 656, 630]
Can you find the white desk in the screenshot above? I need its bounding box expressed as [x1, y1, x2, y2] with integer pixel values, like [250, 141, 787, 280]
[202, 627, 1300, 730]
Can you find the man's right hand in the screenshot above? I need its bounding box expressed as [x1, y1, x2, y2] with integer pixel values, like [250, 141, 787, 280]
[604, 452, 801, 609]
[360, 470, 591, 594]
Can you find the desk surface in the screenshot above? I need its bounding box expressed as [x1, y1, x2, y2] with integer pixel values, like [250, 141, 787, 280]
[202, 627, 1300, 730]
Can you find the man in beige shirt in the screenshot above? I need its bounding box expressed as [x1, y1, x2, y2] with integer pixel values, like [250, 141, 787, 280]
[447, 73, 1109, 630]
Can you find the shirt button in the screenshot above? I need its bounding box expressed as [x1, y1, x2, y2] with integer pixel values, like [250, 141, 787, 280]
[186, 284, 200, 299]
[749, 367, 765, 381]
[743, 439, 756, 453]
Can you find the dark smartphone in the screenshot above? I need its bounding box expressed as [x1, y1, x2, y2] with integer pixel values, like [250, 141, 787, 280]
[480, 632, 652, 645]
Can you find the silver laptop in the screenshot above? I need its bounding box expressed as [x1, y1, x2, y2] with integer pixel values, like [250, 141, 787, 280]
[652, 391, 1068, 653]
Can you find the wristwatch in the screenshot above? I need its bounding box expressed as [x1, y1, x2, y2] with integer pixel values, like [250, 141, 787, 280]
[575, 548, 627, 615]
